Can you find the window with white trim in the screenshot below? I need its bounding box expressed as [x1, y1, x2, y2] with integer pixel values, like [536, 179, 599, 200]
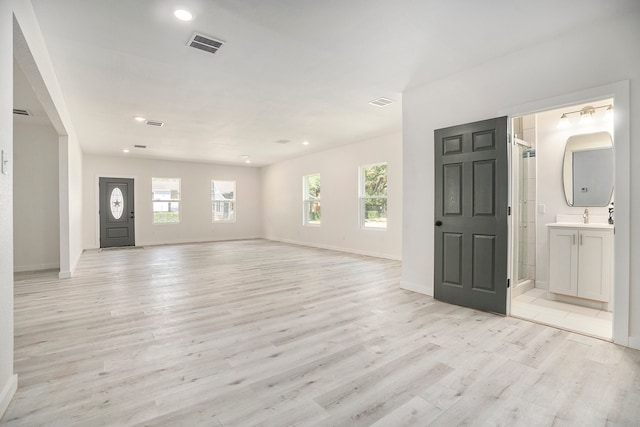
[212, 180, 236, 222]
[152, 177, 180, 224]
[303, 174, 321, 226]
[359, 163, 387, 229]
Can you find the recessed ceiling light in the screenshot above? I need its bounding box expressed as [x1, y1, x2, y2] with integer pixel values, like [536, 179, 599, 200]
[134, 116, 145, 122]
[245, 159, 251, 164]
[123, 149, 130, 153]
[174, 9, 193, 21]
[302, 141, 309, 146]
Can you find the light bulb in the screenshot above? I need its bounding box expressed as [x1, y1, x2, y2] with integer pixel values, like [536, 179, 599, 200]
[557, 113, 570, 129]
[604, 105, 613, 121]
[579, 111, 593, 125]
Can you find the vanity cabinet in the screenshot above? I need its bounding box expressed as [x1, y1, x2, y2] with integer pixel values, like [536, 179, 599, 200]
[548, 224, 613, 302]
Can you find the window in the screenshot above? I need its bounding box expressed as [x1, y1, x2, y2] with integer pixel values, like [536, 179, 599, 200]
[212, 180, 236, 222]
[359, 163, 387, 229]
[303, 174, 321, 225]
[152, 177, 180, 224]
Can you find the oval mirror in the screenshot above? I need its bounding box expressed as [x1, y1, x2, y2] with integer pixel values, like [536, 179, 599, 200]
[562, 131, 613, 206]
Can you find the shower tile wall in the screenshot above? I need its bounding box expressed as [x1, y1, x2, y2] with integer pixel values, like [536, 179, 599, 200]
[522, 115, 537, 282]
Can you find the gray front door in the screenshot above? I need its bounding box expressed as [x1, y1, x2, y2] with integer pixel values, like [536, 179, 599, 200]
[434, 117, 508, 314]
[100, 177, 135, 248]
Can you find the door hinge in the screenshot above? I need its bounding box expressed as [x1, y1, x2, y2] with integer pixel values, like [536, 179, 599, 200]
[507, 206, 511, 216]
[507, 278, 511, 288]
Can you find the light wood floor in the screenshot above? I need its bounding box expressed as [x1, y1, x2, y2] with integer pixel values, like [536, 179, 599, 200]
[2, 240, 639, 426]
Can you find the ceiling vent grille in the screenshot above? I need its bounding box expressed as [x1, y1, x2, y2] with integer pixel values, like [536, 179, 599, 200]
[275, 139, 291, 145]
[13, 108, 31, 116]
[145, 120, 164, 127]
[369, 97, 393, 107]
[134, 145, 147, 149]
[188, 32, 225, 55]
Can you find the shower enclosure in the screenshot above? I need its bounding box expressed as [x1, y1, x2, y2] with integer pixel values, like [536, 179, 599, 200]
[512, 116, 536, 295]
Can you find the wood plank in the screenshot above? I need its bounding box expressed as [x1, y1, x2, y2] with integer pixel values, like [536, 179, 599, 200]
[2, 239, 639, 426]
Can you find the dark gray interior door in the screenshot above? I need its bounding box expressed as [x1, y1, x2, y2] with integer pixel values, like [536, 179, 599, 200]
[434, 117, 508, 314]
[100, 177, 135, 248]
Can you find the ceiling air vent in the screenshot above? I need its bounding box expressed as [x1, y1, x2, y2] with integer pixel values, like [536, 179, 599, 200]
[275, 139, 291, 145]
[145, 120, 164, 127]
[187, 32, 225, 55]
[13, 108, 31, 116]
[134, 145, 147, 149]
[369, 97, 393, 107]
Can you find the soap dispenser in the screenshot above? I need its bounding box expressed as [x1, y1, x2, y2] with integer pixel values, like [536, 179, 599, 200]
[608, 202, 614, 225]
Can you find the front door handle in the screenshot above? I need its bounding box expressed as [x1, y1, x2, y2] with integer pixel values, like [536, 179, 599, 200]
[130, 211, 135, 219]
[435, 220, 443, 226]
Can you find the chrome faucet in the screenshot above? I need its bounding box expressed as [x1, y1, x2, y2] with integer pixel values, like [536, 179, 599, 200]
[583, 208, 589, 224]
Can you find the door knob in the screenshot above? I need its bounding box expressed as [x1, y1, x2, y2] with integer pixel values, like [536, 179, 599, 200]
[435, 220, 443, 226]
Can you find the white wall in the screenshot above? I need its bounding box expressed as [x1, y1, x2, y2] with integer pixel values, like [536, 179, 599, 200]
[13, 121, 60, 271]
[261, 132, 402, 260]
[535, 104, 613, 290]
[0, 1, 17, 418]
[12, 1, 83, 279]
[62, 134, 83, 277]
[82, 154, 262, 248]
[402, 10, 640, 345]
[3, 0, 83, 414]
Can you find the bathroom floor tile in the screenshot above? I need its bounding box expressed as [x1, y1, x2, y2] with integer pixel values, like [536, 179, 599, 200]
[514, 294, 537, 304]
[596, 311, 614, 321]
[527, 288, 547, 299]
[511, 288, 612, 341]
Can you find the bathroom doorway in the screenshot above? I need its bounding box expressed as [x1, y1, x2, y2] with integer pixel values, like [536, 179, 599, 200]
[510, 98, 614, 341]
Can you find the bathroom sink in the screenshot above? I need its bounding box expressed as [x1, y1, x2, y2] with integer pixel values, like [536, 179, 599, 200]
[546, 222, 614, 229]
[546, 214, 614, 229]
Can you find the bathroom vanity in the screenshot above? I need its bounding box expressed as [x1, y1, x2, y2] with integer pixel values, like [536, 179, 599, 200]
[547, 222, 613, 307]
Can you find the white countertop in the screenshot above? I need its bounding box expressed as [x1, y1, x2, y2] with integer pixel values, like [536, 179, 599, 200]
[546, 222, 614, 229]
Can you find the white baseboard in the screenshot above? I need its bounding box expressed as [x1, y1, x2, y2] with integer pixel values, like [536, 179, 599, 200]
[264, 237, 401, 261]
[628, 336, 640, 351]
[0, 374, 17, 420]
[400, 280, 433, 296]
[84, 236, 264, 251]
[58, 271, 72, 279]
[13, 262, 59, 273]
[535, 280, 548, 290]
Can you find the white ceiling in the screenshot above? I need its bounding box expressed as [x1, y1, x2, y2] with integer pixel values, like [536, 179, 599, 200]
[14, 0, 636, 166]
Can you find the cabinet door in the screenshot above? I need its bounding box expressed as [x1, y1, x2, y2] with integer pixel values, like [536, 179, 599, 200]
[578, 229, 612, 302]
[549, 228, 578, 296]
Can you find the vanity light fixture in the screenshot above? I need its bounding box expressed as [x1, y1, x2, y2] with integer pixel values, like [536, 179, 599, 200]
[579, 106, 595, 124]
[557, 104, 612, 128]
[558, 113, 570, 129]
[604, 105, 614, 121]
